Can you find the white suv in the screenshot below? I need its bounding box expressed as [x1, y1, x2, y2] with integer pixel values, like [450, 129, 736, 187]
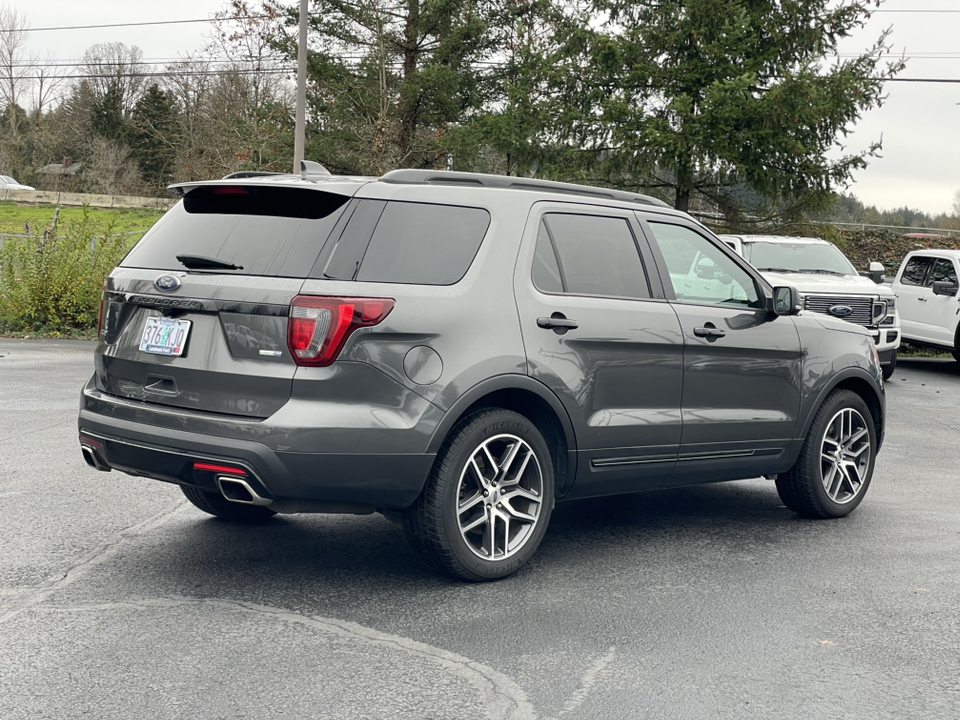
[720, 235, 900, 379]
[891, 249, 960, 360]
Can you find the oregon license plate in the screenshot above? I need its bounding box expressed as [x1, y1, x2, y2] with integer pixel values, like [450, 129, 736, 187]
[140, 316, 191, 356]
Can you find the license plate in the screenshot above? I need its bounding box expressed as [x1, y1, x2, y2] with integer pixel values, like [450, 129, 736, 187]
[140, 316, 192, 356]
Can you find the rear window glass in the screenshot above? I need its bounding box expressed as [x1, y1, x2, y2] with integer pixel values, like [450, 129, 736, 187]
[120, 186, 351, 278]
[355, 202, 490, 285]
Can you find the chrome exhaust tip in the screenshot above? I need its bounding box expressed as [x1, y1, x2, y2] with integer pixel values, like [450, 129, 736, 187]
[216, 476, 272, 506]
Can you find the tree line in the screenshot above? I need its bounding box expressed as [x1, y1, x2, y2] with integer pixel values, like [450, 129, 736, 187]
[4, 0, 951, 228]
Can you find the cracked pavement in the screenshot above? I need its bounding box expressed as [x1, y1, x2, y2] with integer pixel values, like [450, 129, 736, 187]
[2, 339, 960, 718]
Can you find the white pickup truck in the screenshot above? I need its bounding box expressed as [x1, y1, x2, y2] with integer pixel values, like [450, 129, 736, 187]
[719, 235, 900, 379]
[890, 249, 960, 361]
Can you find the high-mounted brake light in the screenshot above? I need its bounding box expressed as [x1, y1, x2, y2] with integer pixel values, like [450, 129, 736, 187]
[287, 296, 395, 367]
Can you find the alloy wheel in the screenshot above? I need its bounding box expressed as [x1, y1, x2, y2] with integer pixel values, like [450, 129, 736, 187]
[456, 433, 544, 560]
[820, 407, 872, 504]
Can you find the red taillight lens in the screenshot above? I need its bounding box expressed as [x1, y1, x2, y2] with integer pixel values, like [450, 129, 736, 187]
[97, 282, 108, 340]
[287, 296, 394, 367]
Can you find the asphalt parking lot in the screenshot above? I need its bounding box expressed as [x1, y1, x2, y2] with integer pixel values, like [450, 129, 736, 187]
[1, 339, 959, 719]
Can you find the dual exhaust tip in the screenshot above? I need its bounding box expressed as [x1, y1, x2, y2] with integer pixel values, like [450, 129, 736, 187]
[215, 476, 272, 507]
[80, 437, 271, 508]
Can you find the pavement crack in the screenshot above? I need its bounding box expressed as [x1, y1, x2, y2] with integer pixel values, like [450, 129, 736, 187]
[35, 596, 540, 720]
[0, 501, 187, 625]
[556, 646, 618, 717]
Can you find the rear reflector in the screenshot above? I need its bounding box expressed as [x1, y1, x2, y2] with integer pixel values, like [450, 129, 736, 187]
[287, 296, 394, 367]
[193, 462, 247, 476]
[79, 434, 105, 450]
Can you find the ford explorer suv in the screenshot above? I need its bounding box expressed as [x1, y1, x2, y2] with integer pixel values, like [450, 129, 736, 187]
[891, 249, 960, 360]
[79, 167, 886, 581]
[720, 235, 900, 379]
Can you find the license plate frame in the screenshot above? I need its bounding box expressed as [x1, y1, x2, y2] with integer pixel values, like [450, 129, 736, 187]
[139, 316, 192, 356]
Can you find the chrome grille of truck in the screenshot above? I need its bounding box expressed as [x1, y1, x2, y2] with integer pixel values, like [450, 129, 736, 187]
[803, 295, 875, 327]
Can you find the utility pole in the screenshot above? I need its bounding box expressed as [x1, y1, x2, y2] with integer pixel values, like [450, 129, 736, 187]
[293, 0, 308, 173]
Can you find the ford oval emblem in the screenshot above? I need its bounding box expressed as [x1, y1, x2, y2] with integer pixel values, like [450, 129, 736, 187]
[829, 305, 853, 318]
[155, 274, 181, 292]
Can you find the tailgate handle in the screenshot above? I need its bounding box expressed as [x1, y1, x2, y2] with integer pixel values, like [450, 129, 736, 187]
[144, 374, 179, 396]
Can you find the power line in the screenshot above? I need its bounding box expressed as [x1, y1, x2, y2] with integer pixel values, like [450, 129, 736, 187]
[0, 15, 273, 34]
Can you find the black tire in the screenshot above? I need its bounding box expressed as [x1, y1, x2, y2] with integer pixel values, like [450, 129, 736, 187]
[776, 389, 877, 519]
[180, 485, 276, 523]
[881, 350, 897, 380]
[402, 408, 555, 582]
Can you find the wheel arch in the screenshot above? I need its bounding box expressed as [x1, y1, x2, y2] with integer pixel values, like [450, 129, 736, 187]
[426, 375, 579, 496]
[801, 369, 885, 451]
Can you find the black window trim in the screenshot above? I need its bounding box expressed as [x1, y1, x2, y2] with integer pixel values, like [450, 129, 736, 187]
[528, 203, 664, 302]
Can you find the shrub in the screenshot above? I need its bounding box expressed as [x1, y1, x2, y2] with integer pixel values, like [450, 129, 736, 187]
[0, 206, 137, 335]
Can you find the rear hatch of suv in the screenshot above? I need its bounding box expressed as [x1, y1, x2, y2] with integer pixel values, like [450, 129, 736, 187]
[94, 180, 363, 419]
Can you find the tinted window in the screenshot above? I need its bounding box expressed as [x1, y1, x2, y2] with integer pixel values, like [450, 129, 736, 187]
[900, 256, 933, 286]
[535, 213, 649, 299]
[927, 259, 957, 286]
[647, 222, 761, 308]
[313, 200, 386, 280]
[355, 202, 490, 285]
[121, 187, 351, 278]
[532, 222, 564, 293]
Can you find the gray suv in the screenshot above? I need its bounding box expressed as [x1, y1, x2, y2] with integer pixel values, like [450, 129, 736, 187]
[79, 167, 886, 581]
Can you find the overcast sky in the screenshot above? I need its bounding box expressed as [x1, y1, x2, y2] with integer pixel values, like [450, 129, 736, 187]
[4, 0, 959, 217]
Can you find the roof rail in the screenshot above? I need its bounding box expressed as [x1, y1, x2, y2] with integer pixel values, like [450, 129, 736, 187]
[379, 169, 670, 208]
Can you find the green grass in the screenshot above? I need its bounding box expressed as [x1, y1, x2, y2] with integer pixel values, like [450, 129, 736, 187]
[0, 201, 164, 237]
[0, 204, 148, 336]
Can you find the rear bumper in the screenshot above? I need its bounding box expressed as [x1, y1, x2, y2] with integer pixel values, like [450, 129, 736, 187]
[78, 381, 437, 511]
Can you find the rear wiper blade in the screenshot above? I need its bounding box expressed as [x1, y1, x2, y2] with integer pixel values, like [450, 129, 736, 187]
[175, 254, 243, 271]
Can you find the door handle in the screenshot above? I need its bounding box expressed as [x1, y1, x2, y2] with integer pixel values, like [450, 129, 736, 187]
[918, 297, 927, 302]
[693, 326, 726, 338]
[537, 315, 579, 331]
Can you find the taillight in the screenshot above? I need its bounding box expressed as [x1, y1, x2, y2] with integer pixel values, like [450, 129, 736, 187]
[97, 281, 108, 340]
[287, 296, 394, 367]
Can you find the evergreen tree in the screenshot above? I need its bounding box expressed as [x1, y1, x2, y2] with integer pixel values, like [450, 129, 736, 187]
[550, 0, 905, 212]
[130, 84, 179, 190]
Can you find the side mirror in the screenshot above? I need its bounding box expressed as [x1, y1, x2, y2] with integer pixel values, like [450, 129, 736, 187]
[868, 261, 885, 284]
[932, 280, 959, 297]
[769, 285, 801, 316]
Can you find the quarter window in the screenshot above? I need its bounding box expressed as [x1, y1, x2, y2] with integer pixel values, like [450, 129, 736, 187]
[900, 256, 933, 286]
[532, 213, 650, 299]
[646, 222, 760, 308]
[357, 202, 490, 285]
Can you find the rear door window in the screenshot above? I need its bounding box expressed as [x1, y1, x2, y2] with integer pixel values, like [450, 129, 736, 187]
[900, 256, 933, 286]
[121, 186, 352, 278]
[532, 213, 650, 299]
